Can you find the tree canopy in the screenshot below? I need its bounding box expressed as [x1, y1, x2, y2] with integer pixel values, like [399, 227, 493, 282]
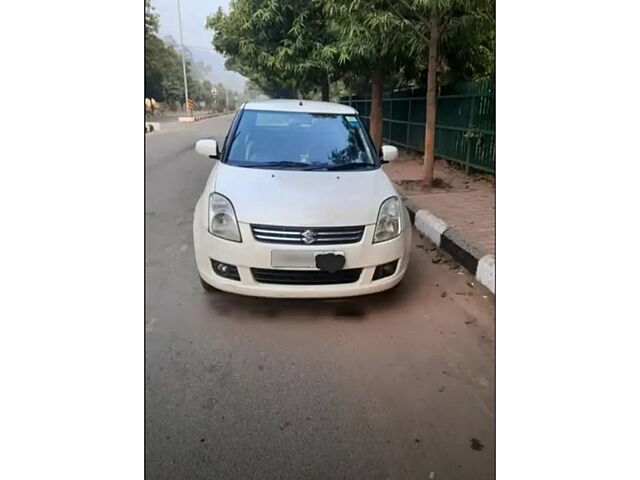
[201, 0, 495, 180]
[205, 0, 494, 96]
[207, 0, 339, 99]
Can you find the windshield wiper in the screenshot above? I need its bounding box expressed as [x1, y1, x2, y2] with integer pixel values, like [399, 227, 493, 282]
[240, 161, 321, 170]
[322, 163, 375, 171]
[236, 161, 373, 171]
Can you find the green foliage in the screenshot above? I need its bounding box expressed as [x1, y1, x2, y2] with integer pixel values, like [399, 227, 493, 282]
[145, 32, 183, 103]
[144, 0, 159, 37]
[204, 0, 494, 96]
[198, 0, 494, 180]
[324, 0, 415, 75]
[388, 0, 495, 84]
[440, 0, 495, 81]
[145, 0, 495, 110]
[206, 0, 338, 96]
[145, 0, 221, 109]
[145, 0, 182, 103]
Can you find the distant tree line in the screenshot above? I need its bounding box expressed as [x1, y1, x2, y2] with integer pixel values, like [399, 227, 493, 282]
[206, 0, 494, 183]
[145, 0, 241, 112]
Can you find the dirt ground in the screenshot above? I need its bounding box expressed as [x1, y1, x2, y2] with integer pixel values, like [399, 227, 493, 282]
[385, 149, 495, 195]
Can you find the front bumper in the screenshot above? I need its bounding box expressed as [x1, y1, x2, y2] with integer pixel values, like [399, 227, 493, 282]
[193, 221, 411, 298]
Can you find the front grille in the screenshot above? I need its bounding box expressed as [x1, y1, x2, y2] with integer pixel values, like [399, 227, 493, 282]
[251, 224, 365, 245]
[251, 268, 362, 285]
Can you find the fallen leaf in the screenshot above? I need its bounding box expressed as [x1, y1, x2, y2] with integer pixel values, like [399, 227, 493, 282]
[441, 291, 447, 298]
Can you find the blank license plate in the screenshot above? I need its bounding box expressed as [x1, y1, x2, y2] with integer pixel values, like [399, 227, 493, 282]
[271, 250, 344, 268]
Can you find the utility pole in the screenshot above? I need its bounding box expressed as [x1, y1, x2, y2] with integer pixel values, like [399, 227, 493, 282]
[176, 0, 190, 115]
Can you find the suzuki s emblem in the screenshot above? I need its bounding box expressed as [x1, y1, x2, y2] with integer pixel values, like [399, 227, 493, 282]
[301, 229, 317, 244]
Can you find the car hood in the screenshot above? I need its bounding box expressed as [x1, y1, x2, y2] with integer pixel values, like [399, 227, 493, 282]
[212, 162, 398, 226]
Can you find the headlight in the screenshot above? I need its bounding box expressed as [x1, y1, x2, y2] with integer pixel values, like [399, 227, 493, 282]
[373, 196, 402, 243]
[208, 193, 242, 242]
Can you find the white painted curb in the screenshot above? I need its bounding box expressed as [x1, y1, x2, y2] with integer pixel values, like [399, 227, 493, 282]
[476, 254, 495, 294]
[412, 206, 495, 295]
[414, 209, 448, 246]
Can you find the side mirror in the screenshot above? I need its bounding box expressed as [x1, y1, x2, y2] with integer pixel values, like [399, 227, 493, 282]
[381, 145, 398, 162]
[195, 139, 220, 159]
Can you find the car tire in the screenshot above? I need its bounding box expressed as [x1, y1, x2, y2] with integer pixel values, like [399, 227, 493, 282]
[199, 275, 217, 293]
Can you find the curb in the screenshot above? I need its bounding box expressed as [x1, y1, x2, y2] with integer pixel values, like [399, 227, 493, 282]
[404, 197, 495, 294]
[178, 111, 234, 123]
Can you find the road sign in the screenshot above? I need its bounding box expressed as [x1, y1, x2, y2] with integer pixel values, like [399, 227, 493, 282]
[187, 99, 195, 111]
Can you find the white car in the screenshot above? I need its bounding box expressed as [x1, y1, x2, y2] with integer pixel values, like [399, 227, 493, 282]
[193, 99, 411, 298]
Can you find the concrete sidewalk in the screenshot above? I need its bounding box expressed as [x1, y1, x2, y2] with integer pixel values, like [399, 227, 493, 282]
[384, 151, 495, 293]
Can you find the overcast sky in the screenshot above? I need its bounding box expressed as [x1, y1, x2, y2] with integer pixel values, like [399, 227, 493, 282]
[151, 0, 246, 91]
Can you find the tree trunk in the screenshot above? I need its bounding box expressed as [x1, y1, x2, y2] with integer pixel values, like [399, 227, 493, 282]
[370, 66, 384, 152]
[296, 89, 303, 99]
[321, 74, 330, 101]
[424, 21, 439, 184]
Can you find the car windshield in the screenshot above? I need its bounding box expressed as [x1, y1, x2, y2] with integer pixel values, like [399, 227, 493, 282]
[225, 110, 377, 170]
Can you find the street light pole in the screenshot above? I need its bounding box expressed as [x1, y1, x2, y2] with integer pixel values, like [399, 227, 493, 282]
[176, 0, 190, 115]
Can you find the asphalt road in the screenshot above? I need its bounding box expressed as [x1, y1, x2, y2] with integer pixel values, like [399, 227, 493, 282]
[145, 115, 496, 480]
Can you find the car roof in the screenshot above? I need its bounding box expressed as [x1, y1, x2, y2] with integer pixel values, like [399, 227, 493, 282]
[242, 99, 358, 115]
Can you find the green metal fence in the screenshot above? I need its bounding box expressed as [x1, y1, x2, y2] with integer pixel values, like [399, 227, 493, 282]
[341, 79, 495, 173]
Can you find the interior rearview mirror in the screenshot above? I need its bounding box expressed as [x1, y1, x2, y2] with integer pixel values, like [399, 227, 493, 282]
[381, 145, 399, 162]
[195, 139, 220, 159]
